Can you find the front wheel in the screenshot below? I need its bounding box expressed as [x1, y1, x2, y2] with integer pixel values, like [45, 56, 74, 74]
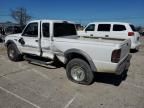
[66, 58, 94, 85]
[7, 44, 23, 62]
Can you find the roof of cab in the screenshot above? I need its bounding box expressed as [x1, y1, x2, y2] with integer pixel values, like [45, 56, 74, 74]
[28, 19, 75, 24]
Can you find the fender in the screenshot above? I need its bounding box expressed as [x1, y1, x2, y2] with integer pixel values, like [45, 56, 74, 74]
[64, 49, 97, 72]
[5, 40, 16, 47]
[5, 40, 22, 54]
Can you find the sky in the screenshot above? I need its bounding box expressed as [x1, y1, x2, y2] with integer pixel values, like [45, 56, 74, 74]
[0, 0, 144, 26]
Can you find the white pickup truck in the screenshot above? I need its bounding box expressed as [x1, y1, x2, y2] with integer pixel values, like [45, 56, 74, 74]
[5, 20, 131, 85]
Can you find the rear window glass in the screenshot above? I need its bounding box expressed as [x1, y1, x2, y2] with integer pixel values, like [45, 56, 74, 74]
[130, 25, 137, 31]
[113, 24, 126, 31]
[54, 23, 76, 37]
[98, 24, 111, 31]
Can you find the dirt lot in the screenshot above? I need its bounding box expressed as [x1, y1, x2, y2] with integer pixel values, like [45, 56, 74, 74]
[0, 38, 144, 108]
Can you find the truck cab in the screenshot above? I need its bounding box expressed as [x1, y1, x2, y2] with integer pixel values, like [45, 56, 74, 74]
[7, 20, 76, 59]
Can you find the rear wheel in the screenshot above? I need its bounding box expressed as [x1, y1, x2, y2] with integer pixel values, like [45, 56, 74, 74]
[66, 58, 94, 85]
[7, 44, 23, 61]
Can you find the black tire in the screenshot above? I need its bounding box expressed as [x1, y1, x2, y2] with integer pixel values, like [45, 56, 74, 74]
[7, 44, 23, 61]
[0, 37, 3, 42]
[66, 58, 94, 85]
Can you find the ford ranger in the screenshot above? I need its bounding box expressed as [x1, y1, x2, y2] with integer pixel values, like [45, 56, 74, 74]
[5, 20, 131, 85]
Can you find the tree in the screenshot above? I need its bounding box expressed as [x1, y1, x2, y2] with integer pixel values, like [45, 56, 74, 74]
[11, 7, 31, 27]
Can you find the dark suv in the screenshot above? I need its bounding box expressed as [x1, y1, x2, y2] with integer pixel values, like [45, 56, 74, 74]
[5, 26, 22, 35]
[0, 27, 5, 42]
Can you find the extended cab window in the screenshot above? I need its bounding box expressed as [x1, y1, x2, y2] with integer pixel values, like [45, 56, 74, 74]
[113, 24, 126, 31]
[54, 23, 76, 37]
[22, 23, 38, 37]
[98, 24, 111, 31]
[85, 24, 95, 31]
[42, 23, 50, 37]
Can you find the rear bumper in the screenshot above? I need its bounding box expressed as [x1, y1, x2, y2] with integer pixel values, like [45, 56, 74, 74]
[131, 42, 141, 50]
[115, 54, 132, 75]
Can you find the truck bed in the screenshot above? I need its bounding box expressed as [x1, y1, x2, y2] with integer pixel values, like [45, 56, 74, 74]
[78, 36, 131, 63]
[79, 36, 126, 44]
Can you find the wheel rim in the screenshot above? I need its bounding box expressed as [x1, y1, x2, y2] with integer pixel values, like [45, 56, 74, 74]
[9, 49, 15, 59]
[71, 66, 85, 82]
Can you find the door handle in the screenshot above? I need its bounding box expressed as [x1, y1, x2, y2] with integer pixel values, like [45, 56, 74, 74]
[35, 40, 39, 42]
[105, 35, 109, 37]
[90, 34, 93, 36]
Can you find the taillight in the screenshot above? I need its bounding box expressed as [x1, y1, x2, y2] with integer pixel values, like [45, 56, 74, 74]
[128, 32, 134, 36]
[111, 49, 121, 63]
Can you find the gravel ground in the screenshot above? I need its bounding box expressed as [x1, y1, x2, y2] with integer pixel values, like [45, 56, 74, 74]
[0, 37, 144, 108]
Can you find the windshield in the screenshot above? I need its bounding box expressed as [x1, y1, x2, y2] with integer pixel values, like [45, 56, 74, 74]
[130, 25, 137, 32]
[54, 23, 76, 37]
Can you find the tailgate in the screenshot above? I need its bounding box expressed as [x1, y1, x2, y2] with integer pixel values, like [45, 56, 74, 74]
[120, 39, 131, 61]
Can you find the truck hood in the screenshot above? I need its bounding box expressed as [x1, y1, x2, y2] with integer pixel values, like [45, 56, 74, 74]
[5, 33, 21, 43]
[6, 33, 21, 38]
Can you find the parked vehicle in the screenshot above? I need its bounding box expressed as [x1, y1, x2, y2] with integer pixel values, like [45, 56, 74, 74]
[0, 27, 5, 42]
[5, 20, 131, 85]
[77, 22, 141, 50]
[5, 26, 22, 35]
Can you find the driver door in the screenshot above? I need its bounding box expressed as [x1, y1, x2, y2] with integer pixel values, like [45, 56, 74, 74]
[19, 22, 40, 55]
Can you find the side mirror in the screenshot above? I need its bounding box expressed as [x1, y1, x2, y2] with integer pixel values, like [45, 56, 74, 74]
[18, 38, 25, 45]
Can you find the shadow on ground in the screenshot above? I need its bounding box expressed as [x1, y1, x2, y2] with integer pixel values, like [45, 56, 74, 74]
[93, 70, 128, 86]
[130, 49, 138, 53]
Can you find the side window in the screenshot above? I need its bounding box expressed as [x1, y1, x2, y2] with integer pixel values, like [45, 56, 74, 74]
[85, 24, 95, 31]
[42, 23, 50, 37]
[54, 23, 76, 37]
[98, 24, 111, 31]
[113, 24, 126, 31]
[22, 23, 38, 37]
